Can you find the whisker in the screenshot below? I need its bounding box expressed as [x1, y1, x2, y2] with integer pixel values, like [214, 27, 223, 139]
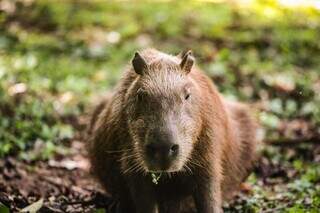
[135, 155, 148, 175]
[186, 157, 206, 170]
[133, 162, 145, 174]
[122, 160, 140, 174]
[105, 148, 134, 154]
[126, 162, 141, 174]
[120, 149, 148, 175]
[118, 152, 140, 162]
[183, 164, 193, 175]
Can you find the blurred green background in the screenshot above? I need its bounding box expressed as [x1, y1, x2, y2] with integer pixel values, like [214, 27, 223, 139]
[0, 0, 319, 211]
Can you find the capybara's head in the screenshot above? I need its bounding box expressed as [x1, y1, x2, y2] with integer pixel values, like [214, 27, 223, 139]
[125, 50, 202, 173]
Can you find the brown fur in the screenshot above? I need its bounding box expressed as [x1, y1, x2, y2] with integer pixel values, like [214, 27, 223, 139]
[87, 49, 258, 213]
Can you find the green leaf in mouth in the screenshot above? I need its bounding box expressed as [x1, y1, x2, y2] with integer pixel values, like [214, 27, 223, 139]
[151, 172, 162, 185]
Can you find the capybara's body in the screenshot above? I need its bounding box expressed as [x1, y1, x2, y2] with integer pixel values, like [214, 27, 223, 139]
[88, 49, 258, 213]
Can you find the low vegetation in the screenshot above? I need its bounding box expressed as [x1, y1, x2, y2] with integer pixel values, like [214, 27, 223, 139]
[0, 0, 319, 212]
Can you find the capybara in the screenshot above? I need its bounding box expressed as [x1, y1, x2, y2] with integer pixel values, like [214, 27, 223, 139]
[88, 49, 258, 213]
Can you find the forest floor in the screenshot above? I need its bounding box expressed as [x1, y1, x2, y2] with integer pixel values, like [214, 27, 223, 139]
[1, 121, 319, 212]
[1, 1, 320, 212]
[0, 140, 113, 213]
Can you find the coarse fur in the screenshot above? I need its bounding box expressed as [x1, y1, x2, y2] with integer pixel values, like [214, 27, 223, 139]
[87, 49, 258, 213]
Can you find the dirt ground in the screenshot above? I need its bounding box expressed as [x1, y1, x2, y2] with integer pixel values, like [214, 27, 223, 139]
[0, 140, 117, 212]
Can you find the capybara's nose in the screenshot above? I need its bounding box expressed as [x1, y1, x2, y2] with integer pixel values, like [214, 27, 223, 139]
[146, 129, 179, 165]
[146, 142, 179, 160]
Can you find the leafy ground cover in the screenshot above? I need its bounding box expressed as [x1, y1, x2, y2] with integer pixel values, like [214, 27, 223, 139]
[0, 0, 319, 212]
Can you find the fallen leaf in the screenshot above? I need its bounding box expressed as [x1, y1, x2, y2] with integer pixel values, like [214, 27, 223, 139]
[48, 159, 87, 170]
[21, 198, 43, 213]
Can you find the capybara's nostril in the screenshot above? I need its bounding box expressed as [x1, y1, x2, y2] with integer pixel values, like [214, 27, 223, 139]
[170, 144, 179, 155]
[146, 142, 179, 160]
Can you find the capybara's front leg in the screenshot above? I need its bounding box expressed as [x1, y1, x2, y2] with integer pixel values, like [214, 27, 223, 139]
[158, 198, 181, 213]
[193, 176, 222, 213]
[127, 176, 157, 213]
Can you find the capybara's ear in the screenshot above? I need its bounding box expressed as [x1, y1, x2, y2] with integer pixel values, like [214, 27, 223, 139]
[177, 50, 189, 58]
[132, 52, 148, 75]
[180, 50, 194, 74]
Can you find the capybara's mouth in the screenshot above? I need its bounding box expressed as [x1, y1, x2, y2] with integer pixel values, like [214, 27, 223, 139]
[145, 164, 171, 173]
[144, 159, 182, 173]
[146, 167, 180, 173]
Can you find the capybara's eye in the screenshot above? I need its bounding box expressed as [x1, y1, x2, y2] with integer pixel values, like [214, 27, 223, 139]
[185, 94, 190, 100]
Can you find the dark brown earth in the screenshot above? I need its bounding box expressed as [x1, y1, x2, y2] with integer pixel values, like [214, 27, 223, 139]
[0, 141, 116, 213]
